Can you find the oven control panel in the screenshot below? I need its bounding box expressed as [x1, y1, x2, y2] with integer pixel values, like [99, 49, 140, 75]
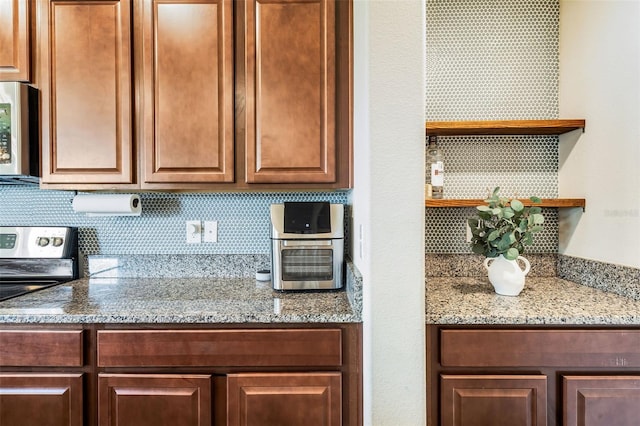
[0, 226, 77, 259]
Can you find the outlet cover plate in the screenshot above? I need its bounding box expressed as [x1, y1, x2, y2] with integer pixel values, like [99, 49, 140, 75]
[204, 221, 218, 243]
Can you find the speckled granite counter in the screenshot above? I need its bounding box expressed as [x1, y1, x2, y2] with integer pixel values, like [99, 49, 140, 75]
[0, 277, 360, 324]
[427, 277, 640, 325]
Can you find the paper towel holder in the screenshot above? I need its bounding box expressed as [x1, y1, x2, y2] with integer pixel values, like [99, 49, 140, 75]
[72, 193, 142, 217]
[70, 192, 140, 208]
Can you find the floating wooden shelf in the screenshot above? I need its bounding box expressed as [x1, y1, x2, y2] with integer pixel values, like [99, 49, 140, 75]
[425, 119, 586, 136]
[425, 198, 586, 211]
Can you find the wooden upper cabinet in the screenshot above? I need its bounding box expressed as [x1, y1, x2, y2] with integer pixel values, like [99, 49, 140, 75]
[35, 0, 351, 189]
[39, 0, 134, 185]
[0, 0, 30, 81]
[244, 0, 337, 184]
[138, 0, 234, 185]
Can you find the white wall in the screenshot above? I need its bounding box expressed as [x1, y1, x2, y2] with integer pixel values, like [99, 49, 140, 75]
[558, 0, 640, 268]
[352, 0, 426, 424]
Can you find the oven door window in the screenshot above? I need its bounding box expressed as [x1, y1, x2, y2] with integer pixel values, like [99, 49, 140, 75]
[281, 249, 333, 281]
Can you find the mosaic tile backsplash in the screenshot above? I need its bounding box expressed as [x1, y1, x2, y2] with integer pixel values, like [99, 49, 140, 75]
[426, 0, 559, 121]
[425, 207, 558, 254]
[433, 136, 558, 199]
[425, 0, 560, 254]
[0, 186, 349, 256]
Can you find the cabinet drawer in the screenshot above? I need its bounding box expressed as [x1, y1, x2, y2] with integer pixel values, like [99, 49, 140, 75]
[0, 330, 84, 367]
[441, 329, 640, 367]
[98, 329, 342, 367]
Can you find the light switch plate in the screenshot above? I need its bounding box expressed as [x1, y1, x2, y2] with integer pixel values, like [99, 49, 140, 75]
[204, 221, 218, 243]
[186, 220, 201, 244]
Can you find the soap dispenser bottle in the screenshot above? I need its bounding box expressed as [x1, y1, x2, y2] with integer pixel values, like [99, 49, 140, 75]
[426, 135, 444, 199]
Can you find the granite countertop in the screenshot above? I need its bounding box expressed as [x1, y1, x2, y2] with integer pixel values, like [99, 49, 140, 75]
[0, 277, 361, 324]
[427, 276, 640, 325]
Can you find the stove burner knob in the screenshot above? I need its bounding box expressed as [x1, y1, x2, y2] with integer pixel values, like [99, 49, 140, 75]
[52, 237, 64, 247]
[37, 237, 50, 247]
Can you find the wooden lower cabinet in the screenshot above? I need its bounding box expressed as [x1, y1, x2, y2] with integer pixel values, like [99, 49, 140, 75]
[96, 372, 342, 426]
[98, 374, 211, 426]
[440, 375, 547, 426]
[227, 372, 342, 426]
[563, 376, 640, 426]
[0, 373, 83, 426]
[0, 324, 361, 426]
[428, 325, 640, 426]
[96, 325, 360, 425]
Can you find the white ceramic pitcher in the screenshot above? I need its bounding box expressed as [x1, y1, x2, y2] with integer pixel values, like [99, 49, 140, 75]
[483, 254, 531, 296]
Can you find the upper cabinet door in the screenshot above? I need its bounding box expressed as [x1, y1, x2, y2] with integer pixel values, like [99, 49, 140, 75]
[39, 0, 134, 185]
[139, 0, 234, 185]
[244, 0, 336, 184]
[0, 0, 30, 81]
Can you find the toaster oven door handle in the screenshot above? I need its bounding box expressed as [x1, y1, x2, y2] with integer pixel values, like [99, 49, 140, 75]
[282, 240, 333, 247]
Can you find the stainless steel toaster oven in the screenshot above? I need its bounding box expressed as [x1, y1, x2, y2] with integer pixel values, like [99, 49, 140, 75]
[270, 202, 344, 291]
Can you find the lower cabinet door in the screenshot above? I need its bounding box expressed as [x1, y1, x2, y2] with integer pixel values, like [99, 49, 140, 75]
[227, 372, 342, 426]
[98, 374, 211, 426]
[563, 375, 640, 426]
[0, 373, 83, 426]
[440, 374, 547, 426]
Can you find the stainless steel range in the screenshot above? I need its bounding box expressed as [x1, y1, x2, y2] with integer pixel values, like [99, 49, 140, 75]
[270, 202, 344, 291]
[0, 226, 78, 301]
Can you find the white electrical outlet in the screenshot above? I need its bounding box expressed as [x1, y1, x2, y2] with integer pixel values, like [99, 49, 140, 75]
[186, 220, 201, 244]
[466, 223, 472, 243]
[204, 221, 218, 243]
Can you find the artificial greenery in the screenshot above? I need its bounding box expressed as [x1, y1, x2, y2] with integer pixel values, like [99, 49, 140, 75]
[468, 187, 544, 260]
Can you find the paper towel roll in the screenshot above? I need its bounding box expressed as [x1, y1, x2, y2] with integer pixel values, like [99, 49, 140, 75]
[72, 194, 142, 216]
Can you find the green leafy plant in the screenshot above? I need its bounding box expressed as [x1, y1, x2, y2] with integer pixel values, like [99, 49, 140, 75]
[468, 187, 544, 260]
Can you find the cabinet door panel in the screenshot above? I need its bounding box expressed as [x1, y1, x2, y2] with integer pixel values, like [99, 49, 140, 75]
[98, 374, 211, 426]
[244, 0, 336, 183]
[39, 0, 133, 184]
[441, 375, 547, 426]
[0, 0, 29, 81]
[0, 373, 83, 426]
[563, 376, 640, 426]
[227, 372, 341, 426]
[140, 0, 234, 184]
